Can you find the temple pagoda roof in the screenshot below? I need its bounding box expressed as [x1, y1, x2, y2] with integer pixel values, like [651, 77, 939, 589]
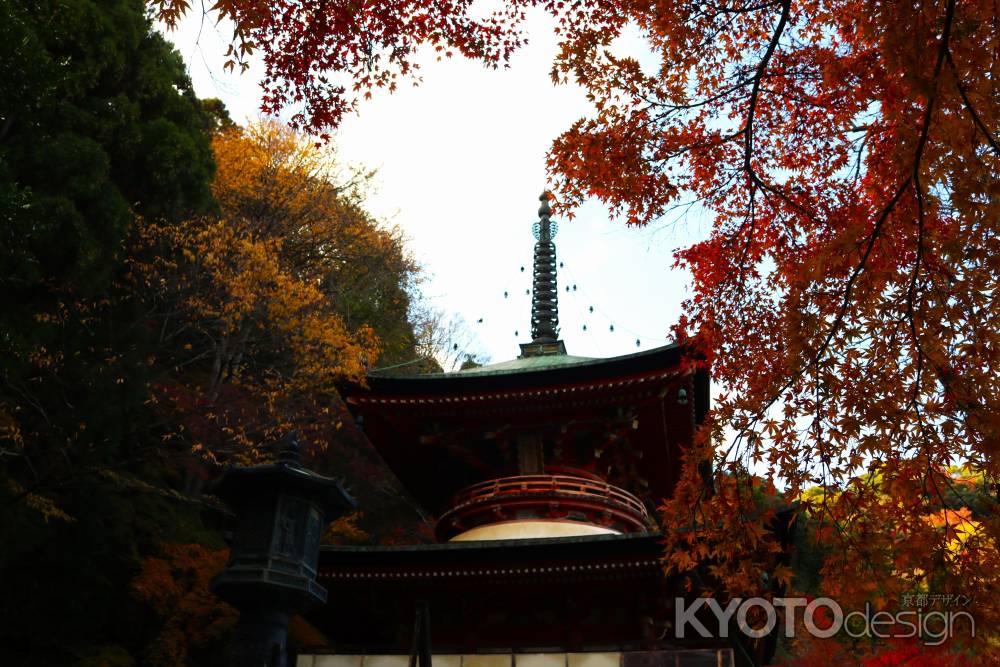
[304, 531, 678, 654]
[361, 342, 696, 394]
[341, 341, 706, 516]
[420, 352, 595, 376]
[336, 192, 707, 519]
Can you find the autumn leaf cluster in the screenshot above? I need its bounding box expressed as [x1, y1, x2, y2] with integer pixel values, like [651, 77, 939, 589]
[131, 543, 237, 666]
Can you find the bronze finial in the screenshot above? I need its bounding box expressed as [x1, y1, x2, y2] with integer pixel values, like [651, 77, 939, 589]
[529, 190, 559, 345]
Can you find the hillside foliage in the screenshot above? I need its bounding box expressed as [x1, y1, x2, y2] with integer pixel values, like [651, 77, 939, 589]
[0, 4, 441, 662]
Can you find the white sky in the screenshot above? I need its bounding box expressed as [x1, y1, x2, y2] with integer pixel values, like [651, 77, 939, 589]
[159, 9, 713, 366]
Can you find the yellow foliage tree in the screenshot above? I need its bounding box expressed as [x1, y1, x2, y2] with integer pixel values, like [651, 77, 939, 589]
[132, 121, 418, 462]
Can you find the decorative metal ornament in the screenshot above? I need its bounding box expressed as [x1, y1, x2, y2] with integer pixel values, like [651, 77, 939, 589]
[532, 219, 559, 242]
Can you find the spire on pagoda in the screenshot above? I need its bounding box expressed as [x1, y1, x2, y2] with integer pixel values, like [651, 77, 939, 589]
[520, 191, 567, 357]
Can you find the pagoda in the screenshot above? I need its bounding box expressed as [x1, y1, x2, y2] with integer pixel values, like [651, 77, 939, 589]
[294, 194, 779, 667]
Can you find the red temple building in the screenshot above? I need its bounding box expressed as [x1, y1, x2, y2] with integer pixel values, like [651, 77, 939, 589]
[294, 195, 782, 667]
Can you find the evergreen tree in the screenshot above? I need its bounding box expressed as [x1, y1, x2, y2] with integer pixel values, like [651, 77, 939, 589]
[0, 1, 217, 663]
[0, 0, 214, 366]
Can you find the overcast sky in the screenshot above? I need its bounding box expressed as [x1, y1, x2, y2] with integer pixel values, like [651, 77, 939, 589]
[159, 9, 712, 367]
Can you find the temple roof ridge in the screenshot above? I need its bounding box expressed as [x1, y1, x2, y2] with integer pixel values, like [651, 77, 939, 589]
[455, 352, 596, 375]
[372, 340, 680, 379]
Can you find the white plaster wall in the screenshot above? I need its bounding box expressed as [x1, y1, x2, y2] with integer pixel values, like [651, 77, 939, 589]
[307, 657, 359, 667]
[464, 655, 515, 667]
[448, 521, 619, 541]
[298, 651, 732, 667]
[516, 654, 566, 667]
[567, 654, 619, 667]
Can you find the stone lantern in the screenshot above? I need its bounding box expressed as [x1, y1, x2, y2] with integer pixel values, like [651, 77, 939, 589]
[211, 435, 355, 667]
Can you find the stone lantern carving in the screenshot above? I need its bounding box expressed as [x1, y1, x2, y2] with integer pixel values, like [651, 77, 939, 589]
[211, 435, 355, 667]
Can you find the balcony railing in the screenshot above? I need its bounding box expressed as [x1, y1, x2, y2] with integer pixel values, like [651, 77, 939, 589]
[436, 473, 653, 541]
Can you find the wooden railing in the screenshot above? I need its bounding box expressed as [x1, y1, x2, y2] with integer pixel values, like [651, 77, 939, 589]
[450, 474, 650, 521]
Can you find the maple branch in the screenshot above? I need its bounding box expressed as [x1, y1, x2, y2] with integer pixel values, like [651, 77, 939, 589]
[835, 471, 901, 597]
[3, 379, 50, 426]
[756, 85, 831, 108]
[946, 51, 1000, 159]
[906, 0, 956, 456]
[694, 0, 783, 18]
[721, 0, 793, 288]
[742, 0, 791, 174]
[724, 0, 957, 467]
[851, 130, 870, 183]
[725, 0, 784, 13]
[643, 76, 752, 114]
[724, 175, 912, 468]
[754, 176, 821, 227]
